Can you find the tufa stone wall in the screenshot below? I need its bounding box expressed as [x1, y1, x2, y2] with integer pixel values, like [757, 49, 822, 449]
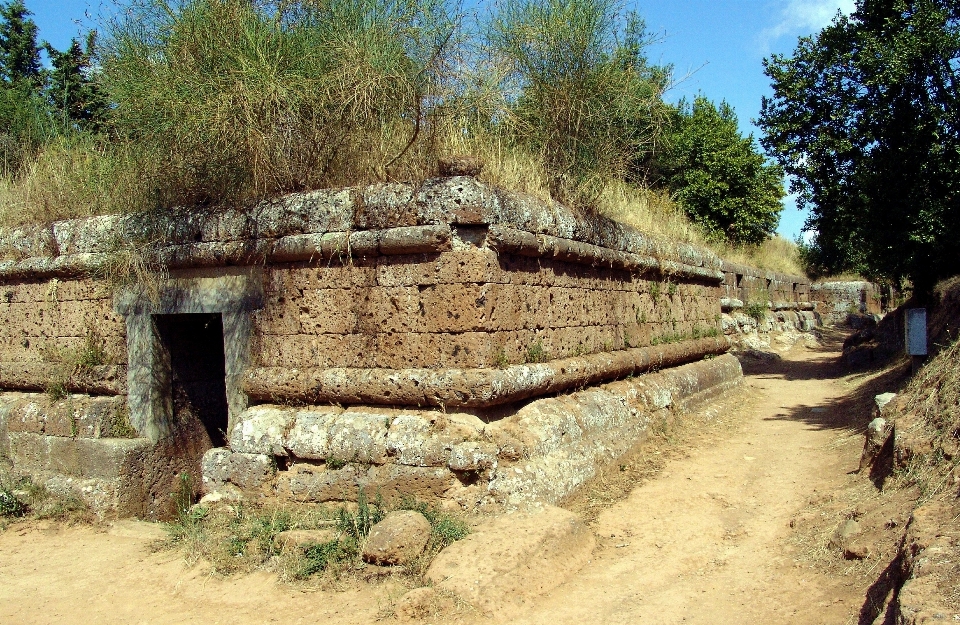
[810, 281, 883, 324]
[205, 354, 744, 510]
[0, 176, 755, 516]
[717, 261, 821, 350]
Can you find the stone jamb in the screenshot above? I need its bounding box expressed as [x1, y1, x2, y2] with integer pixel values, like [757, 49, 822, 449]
[116, 270, 264, 442]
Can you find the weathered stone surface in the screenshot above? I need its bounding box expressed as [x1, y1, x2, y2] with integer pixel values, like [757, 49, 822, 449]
[829, 519, 862, 550]
[230, 405, 292, 456]
[858, 415, 893, 473]
[0, 362, 127, 395]
[720, 297, 744, 311]
[9, 432, 151, 480]
[220, 354, 743, 508]
[875, 392, 897, 414]
[281, 462, 457, 504]
[362, 510, 432, 565]
[1, 394, 129, 438]
[5, 432, 154, 518]
[425, 506, 594, 616]
[810, 281, 881, 323]
[274, 529, 338, 550]
[201, 448, 274, 493]
[0, 179, 725, 282]
[486, 354, 743, 507]
[448, 441, 497, 472]
[895, 503, 957, 625]
[243, 337, 731, 408]
[367, 464, 457, 502]
[284, 463, 365, 502]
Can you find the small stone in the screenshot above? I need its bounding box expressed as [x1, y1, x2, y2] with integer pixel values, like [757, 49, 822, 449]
[394, 587, 437, 621]
[362, 510, 431, 566]
[874, 393, 897, 414]
[275, 529, 338, 551]
[840, 519, 861, 539]
[830, 519, 862, 549]
[438, 156, 482, 177]
[858, 417, 893, 472]
[843, 542, 871, 560]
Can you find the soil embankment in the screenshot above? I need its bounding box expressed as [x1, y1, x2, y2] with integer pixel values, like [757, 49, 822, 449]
[0, 330, 914, 624]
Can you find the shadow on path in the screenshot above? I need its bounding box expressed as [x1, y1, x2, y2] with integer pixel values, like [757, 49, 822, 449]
[741, 326, 911, 434]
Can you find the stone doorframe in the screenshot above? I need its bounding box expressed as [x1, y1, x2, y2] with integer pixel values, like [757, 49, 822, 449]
[114, 269, 264, 443]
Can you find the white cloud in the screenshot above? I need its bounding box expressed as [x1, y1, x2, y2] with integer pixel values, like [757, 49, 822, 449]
[761, 0, 856, 48]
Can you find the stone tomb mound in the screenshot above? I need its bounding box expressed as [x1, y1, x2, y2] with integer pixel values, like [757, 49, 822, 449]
[0, 175, 807, 517]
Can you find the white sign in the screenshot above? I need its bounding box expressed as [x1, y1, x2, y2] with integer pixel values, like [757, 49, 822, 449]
[905, 308, 927, 356]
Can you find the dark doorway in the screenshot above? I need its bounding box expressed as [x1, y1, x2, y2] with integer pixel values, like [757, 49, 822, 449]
[154, 313, 229, 447]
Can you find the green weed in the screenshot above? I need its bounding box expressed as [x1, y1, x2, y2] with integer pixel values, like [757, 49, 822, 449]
[743, 301, 767, 322]
[524, 339, 549, 364]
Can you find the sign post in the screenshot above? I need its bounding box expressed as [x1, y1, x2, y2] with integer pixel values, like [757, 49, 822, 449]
[905, 308, 927, 373]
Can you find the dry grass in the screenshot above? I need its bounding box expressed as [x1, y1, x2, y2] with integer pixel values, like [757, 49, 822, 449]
[719, 235, 805, 276]
[817, 272, 869, 283]
[163, 491, 470, 584]
[891, 335, 960, 502]
[597, 180, 706, 246]
[0, 136, 160, 227]
[0, 469, 93, 529]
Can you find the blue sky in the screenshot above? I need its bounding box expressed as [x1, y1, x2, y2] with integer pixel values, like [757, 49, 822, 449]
[26, 0, 855, 239]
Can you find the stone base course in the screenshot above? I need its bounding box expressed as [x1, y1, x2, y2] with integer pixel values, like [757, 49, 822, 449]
[242, 336, 730, 408]
[203, 353, 744, 509]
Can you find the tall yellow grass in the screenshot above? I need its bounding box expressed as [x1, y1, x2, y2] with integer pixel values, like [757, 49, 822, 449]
[0, 131, 806, 276]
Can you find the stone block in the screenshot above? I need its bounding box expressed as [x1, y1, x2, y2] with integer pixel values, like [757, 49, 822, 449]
[425, 506, 594, 617]
[326, 410, 390, 464]
[366, 464, 457, 502]
[201, 448, 275, 492]
[283, 407, 341, 460]
[9, 432, 151, 480]
[379, 225, 451, 255]
[386, 412, 480, 468]
[362, 510, 431, 565]
[297, 289, 360, 334]
[284, 463, 364, 502]
[230, 405, 295, 455]
[2, 394, 128, 438]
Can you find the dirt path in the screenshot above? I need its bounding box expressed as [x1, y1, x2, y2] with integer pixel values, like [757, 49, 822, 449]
[511, 337, 870, 625]
[0, 333, 885, 625]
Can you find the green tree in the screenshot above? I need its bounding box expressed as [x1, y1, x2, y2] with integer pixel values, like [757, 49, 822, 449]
[759, 0, 960, 293]
[0, 0, 51, 176]
[659, 96, 784, 245]
[44, 32, 107, 130]
[0, 0, 40, 86]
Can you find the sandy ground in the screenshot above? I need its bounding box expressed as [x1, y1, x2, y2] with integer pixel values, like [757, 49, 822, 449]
[0, 332, 891, 625]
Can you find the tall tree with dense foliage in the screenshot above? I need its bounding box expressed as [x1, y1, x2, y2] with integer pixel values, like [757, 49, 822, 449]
[759, 0, 960, 292]
[45, 32, 106, 131]
[0, 0, 49, 175]
[659, 96, 784, 245]
[0, 0, 39, 86]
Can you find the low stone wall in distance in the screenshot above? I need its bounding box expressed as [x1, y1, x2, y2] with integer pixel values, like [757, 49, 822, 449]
[811, 281, 883, 324]
[718, 261, 821, 352]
